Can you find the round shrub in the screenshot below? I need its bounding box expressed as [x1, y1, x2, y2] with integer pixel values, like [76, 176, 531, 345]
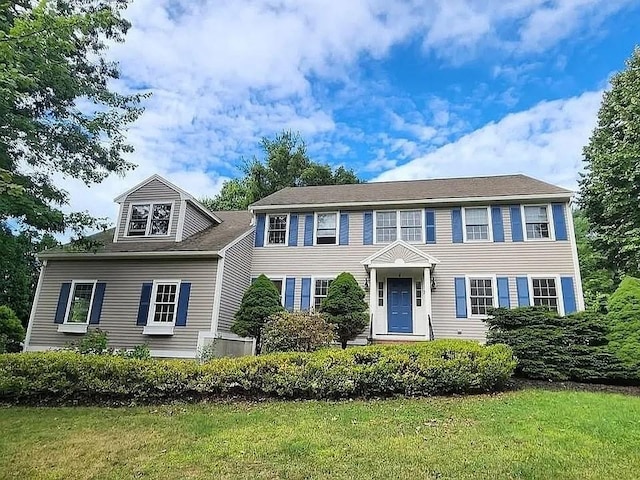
[0, 305, 25, 353]
[262, 311, 336, 353]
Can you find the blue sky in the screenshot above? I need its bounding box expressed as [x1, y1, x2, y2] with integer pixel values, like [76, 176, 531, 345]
[61, 0, 640, 224]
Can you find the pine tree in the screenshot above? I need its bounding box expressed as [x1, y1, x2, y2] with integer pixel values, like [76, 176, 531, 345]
[320, 272, 368, 349]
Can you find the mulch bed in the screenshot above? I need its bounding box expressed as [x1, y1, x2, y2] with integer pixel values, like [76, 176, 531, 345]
[512, 378, 640, 396]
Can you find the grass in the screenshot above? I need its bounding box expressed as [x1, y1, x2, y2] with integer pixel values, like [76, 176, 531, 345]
[1, 389, 640, 479]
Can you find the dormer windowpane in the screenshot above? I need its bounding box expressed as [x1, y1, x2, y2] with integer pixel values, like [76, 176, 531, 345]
[127, 202, 172, 237]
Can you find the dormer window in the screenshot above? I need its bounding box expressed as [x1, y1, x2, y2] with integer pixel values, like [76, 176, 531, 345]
[127, 202, 173, 237]
[267, 214, 288, 245]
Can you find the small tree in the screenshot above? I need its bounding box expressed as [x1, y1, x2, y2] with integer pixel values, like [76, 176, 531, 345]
[320, 272, 368, 349]
[232, 274, 285, 353]
[0, 306, 26, 353]
[607, 276, 640, 372]
[262, 311, 336, 353]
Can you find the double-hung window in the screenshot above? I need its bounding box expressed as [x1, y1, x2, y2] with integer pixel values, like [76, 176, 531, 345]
[531, 278, 558, 312]
[267, 214, 288, 245]
[316, 213, 338, 245]
[251, 276, 284, 303]
[149, 281, 180, 324]
[375, 210, 423, 243]
[314, 278, 333, 310]
[464, 207, 490, 241]
[64, 281, 97, 324]
[469, 278, 494, 315]
[524, 206, 550, 239]
[127, 203, 173, 236]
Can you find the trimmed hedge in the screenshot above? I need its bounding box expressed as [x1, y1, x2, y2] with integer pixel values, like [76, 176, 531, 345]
[0, 340, 515, 405]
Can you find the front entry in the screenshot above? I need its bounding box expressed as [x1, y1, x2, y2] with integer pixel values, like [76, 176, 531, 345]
[387, 278, 413, 333]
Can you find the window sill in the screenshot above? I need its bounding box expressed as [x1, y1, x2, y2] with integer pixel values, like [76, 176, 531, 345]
[142, 324, 175, 336]
[57, 323, 89, 334]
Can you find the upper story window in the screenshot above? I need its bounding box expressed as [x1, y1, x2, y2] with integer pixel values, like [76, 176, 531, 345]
[316, 213, 338, 245]
[127, 203, 172, 237]
[531, 278, 558, 312]
[267, 214, 288, 245]
[65, 281, 96, 324]
[375, 210, 423, 243]
[524, 206, 550, 239]
[464, 207, 490, 241]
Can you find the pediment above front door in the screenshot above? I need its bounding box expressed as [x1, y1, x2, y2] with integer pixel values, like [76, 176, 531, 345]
[361, 240, 440, 268]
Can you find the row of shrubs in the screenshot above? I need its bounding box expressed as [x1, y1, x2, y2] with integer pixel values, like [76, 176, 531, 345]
[0, 340, 516, 405]
[485, 276, 640, 384]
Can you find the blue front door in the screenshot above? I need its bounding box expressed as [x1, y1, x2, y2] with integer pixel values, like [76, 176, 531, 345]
[387, 278, 413, 333]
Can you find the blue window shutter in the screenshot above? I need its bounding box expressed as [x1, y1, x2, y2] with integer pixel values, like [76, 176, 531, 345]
[301, 277, 311, 311]
[561, 277, 577, 314]
[88, 283, 106, 324]
[510, 206, 523, 242]
[552, 203, 568, 241]
[54, 282, 71, 324]
[425, 210, 436, 244]
[454, 277, 467, 318]
[491, 206, 505, 242]
[451, 208, 463, 243]
[339, 212, 349, 245]
[288, 214, 298, 246]
[136, 282, 153, 326]
[516, 277, 530, 306]
[304, 214, 314, 246]
[497, 277, 510, 308]
[175, 282, 191, 326]
[285, 278, 295, 311]
[363, 211, 373, 245]
[255, 214, 265, 247]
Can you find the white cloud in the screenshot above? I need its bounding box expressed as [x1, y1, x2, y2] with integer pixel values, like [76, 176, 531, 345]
[375, 90, 604, 190]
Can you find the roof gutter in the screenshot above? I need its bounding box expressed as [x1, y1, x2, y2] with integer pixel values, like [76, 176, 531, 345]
[39, 250, 221, 260]
[249, 192, 574, 211]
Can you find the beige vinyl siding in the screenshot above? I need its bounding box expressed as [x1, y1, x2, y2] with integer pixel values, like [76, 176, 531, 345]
[217, 231, 255, 333]
[252, 203, 577, 342]
[182, 203, 213, 240]
[117, 179, 182, 241]
[28, 258, 217, 356]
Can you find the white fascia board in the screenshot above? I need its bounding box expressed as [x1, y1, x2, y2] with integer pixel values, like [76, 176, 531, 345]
[39, 250, 220, 260]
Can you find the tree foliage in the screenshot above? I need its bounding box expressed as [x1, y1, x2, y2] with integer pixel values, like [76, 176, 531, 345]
[320, 272, 368, 349]
[201, 131, 362, 211]
[607, 276, 640, 372]
[231, 274, 285, 353]
[0, 305, 25, 353]
[578, 46, 640, 277]
[262, 311, 335, 353]
[1, 0, 145, 234]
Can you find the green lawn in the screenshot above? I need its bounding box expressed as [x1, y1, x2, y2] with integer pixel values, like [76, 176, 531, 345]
[1, 389, 639, 480]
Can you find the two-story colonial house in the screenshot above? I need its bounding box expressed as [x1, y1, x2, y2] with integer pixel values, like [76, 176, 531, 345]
[24, 173, 583, 358]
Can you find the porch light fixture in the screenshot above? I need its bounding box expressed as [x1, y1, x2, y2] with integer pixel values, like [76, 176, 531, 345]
[363, 276, 369, 291]
[431, 276, 437, 291]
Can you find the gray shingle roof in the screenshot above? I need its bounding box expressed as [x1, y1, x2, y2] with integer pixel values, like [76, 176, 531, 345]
[42, 210, 252, 257]
[250, 174, 572, 208]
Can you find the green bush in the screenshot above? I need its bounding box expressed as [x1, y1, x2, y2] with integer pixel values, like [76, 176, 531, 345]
[607, 276, 640, 372]
[66, 329, 109, 354]
[0, 306, 26, 353]
[262, 311, 335, 353]
[0, 340, 516, 405]
[485, 307, 627, 382]
[320, 272, 368, 348]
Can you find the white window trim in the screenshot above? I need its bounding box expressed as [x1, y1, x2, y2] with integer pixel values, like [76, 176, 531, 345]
[374, 209, 424, 244]
[313, 212, 340, 246]
[465, 275, 498, 318]
[521, 204, 555, 242]
[124, 200, 175, 238]
[462, 206, 493, 243]
[62, 280, 97, 325]
[252, 275, 286, 306]
[144, 279, 182, 335]
[311, 275, 337, 311]
[528, 274, 565, 316]
[264, 213, 290, 247]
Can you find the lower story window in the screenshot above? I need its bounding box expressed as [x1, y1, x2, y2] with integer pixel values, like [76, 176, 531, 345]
[416, 281, 422, 307]
[532, 278, 558, 312]
[65, 282, 96, 323]
[151, 282, 179, 323]
[469, 278, 493, 315]
[378, 281, 384, 306]
[314, 279, 333, 310]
